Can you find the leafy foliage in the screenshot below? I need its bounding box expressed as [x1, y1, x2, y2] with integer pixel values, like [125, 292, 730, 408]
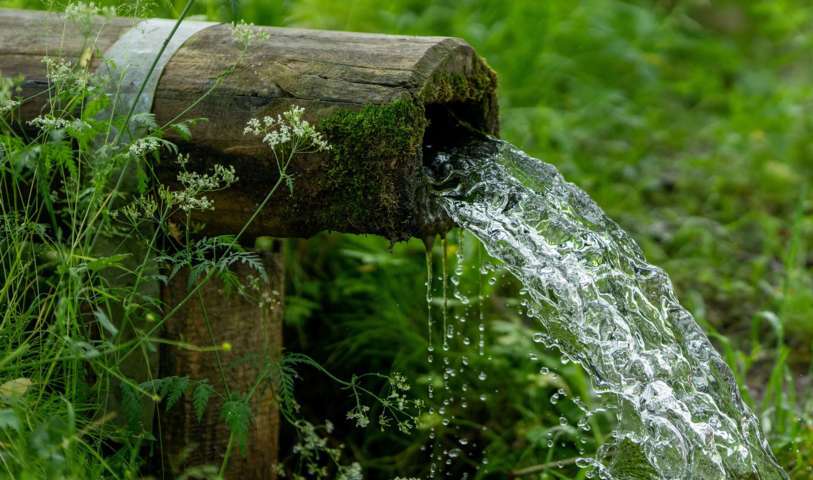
[221, 397, 252, 454]
[193, 381, 216, 422]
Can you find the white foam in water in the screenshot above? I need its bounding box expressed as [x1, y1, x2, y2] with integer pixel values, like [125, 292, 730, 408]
[426, 138, 787, 479]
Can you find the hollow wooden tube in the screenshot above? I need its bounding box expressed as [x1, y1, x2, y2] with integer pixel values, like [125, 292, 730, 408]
[0, 7, 499, 240]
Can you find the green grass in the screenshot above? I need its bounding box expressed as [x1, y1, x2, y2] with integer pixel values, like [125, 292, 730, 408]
[1, 0, 812, 479]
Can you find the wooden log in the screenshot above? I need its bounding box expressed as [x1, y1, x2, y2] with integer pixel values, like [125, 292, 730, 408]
[0, 8, 499, 241]
[159, 250, 284, 479]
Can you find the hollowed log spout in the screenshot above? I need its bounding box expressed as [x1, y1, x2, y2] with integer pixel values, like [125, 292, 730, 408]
[1, 8, 499, 240]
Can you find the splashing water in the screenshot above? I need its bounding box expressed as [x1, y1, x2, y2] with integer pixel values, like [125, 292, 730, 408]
[426, 138, 787, 479]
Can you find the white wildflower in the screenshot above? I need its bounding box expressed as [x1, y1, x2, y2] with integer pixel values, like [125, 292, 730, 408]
[42, 57, 91, 93]
[230, 20, 269, 51]
[336, 462, 363, 480]
[172, 190, 213, 212]
[65, 2, 116, 38]
[346, 405, 371, 428]
[28, 115, 71, 131]
[0, 98, 19, 115]
[177, 164, 237, 191]
[128, 137, 161, 157]
[120, 195, 158, 223]
[168, 158, 238, 213]
[0, 75, 19, 115]
[243, 106, 331, 153]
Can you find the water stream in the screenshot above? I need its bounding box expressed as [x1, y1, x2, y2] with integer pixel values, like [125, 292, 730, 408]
[426, 138, 787, 479]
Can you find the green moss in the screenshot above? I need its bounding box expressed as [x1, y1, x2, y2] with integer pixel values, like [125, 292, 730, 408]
[420, 59, 498, 105]
[316, 97, 428, 240]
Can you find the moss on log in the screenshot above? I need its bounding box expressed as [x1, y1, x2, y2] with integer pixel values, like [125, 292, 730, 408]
[0, 8, 499, 240]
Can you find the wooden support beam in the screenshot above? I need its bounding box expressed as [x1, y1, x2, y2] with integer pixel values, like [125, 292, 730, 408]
[0, 8, 499, 241]
[159, 250, 284, 478]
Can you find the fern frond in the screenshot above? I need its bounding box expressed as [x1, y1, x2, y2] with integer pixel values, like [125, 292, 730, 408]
[221, 397, 252, 454]
[192, 381, 215, 422]
[165, 376, 189, 410]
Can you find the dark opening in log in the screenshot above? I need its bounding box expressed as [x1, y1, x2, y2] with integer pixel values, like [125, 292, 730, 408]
[0, 8, 499, 241]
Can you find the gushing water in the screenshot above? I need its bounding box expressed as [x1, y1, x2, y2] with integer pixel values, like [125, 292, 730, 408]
[426, 138, 787, 479]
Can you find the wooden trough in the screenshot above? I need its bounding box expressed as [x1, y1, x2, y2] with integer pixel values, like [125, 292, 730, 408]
[0, 8, 498, 478]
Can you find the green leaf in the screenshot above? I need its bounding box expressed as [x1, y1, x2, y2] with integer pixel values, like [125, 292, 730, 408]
[86, 253, 131, 271]
[0, 409, 20, 431]
[165, 376, 189, 411]
[171, 122, 192, 141]
[93, 309, 118, 336]
[220, 398, 252, 454]
[192, 381, 214, 422]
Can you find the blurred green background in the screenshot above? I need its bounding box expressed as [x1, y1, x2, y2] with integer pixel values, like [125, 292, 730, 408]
[2, 0, 811, 478]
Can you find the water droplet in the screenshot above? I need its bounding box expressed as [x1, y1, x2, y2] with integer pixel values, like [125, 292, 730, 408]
[478, 371, 487, 381]
[532, 332, 545, 343]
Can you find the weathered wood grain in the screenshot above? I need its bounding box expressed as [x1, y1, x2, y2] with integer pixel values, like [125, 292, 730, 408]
[0, 7, 498, 240]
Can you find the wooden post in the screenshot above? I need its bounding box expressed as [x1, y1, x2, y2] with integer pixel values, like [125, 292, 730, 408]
[158, 250, 284, 478]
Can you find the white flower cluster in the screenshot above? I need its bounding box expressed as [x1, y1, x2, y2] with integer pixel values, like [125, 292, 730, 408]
[0, 99, 19, 115]
[128, 137, 161, 157]
[171, 158, 238, 212]
[0, 76, 18, 115]
[346, 404, 371, 428]
[28, 115, 71, 131]
[286, 420, 360, 480]
[65, 2, 116, 38]
[170, 190, 213, 213]
[244, 106, 331, 153]
[230, 20, 269, 51]
[42, 57, 91, 94]
[119, 194, 158, 223]
[336, 462, 363, 480]
[177, 165, 237, 191]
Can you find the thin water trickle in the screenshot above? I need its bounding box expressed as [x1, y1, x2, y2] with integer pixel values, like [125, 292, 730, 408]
[426, 138, 788, 479]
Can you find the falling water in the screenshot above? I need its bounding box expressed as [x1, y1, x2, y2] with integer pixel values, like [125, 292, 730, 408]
[425, 138, 787, 479]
